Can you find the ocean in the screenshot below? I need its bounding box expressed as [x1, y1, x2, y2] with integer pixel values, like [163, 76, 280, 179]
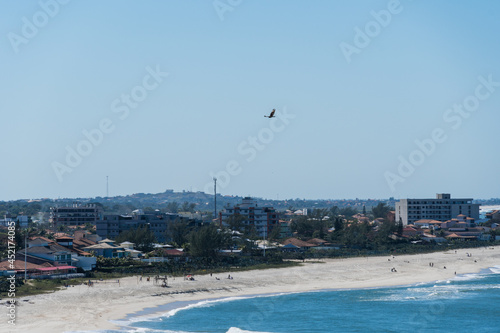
[71, 265, 500, 333]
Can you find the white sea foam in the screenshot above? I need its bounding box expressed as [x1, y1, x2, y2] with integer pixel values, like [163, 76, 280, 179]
[65, 329, 183, 333]
[109, 297, 250, 327]
[480, 205, 500, 213]
[226, 328, 273, 333]
[452, 273, 485, 281]
[367, 281, 497, 302]
[162, 293, 287, 319]
[487, 265, 500, 274]
[112, 293, 289, 330]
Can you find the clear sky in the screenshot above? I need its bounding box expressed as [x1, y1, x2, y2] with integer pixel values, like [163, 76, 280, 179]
[1, 0, 499, 201]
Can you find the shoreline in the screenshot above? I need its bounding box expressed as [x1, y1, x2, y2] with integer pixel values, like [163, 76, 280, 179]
[116, 267, 499, 330]
[8, 247, 500, 333]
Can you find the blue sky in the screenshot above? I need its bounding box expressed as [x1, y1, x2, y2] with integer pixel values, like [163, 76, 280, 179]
[1, 0, 499, 201]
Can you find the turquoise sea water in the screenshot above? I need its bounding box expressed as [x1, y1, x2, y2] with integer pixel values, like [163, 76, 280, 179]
[74, 266, 500, 333]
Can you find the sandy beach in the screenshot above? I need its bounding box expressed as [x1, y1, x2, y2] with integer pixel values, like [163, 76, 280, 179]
[5, 247, 500, 333]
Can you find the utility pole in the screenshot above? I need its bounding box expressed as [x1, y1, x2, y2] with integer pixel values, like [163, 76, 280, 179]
[263, 226, 266, 257]
[106, 176, 109, 198]
[24, 231, 27, 281]
[213, 177, 217, 221]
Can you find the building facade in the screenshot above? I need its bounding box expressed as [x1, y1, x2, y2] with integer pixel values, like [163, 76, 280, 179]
[395, 193, 480, 226]
[0, 214, 29, 228]
[219, 197, 279, 238]
[50, 203, 102, 227]
[96, 211, 189, 243]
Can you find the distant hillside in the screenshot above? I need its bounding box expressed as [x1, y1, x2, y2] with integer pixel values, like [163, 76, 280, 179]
[2, 191, 498, 218]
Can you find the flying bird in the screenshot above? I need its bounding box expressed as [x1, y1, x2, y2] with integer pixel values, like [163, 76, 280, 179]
[264, 109, 276, 118]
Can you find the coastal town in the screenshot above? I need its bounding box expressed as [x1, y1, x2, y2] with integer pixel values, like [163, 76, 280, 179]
[1, 192, 499, 283]
[3, 0, 500, 331]
[2, 190, 500, 333]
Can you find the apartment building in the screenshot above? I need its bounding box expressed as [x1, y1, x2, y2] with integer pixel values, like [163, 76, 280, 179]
[50, 203, 102, 227]
[219, 197, 279, 238]
[96, 211, 192, 243]
[395, 193, 480, 226]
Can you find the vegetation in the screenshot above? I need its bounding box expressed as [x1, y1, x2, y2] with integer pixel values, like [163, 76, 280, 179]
[188, 225, 231, 258]
[0, 201, 45, 218]
[371, 202, 391, 219]
[115, 225, 157, 252]
[165, 219, 192, 247]
[0, 278, 62, 297]
[338, 206, 358, 217]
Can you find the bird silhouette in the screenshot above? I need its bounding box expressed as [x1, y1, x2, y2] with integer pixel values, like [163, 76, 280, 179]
[264, 109, 276, 118]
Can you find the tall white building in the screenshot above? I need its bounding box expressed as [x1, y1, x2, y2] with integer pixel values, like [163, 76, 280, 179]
[219, 197, 279, 238]
[395, 193, 480, 226]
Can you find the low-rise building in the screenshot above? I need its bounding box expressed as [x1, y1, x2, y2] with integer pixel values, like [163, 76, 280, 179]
[0, 253, 54, 277]
[486, 210, 500, 220]
[18, 235, 96, 271]
[413, 219, 443, 230]
[281, 238, 317, 251]
[119, 242, 143, 258]
[83, 239, 126, 258]
[402, 226, 422, 238]
[153, 248, 187, 262]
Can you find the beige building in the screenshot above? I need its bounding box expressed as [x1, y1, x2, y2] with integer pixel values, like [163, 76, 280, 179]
[395, 193, 480, 226]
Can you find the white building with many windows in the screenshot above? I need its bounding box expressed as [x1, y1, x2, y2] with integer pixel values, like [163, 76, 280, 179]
[219, 197, 279, 238]
[396, 193, 480, 226]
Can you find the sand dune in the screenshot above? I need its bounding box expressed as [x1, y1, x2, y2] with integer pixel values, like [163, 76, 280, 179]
[6, 246, 500, 333]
